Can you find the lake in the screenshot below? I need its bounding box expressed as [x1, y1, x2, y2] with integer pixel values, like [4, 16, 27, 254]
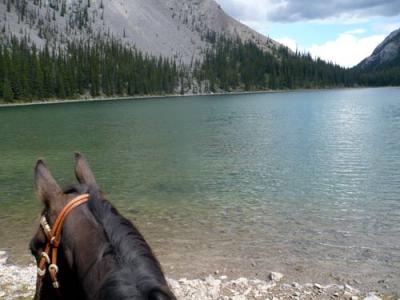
[0, 88, 399, 293]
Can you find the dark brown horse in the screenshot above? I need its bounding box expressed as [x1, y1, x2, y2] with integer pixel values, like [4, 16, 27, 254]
[30, 153, 176, 300]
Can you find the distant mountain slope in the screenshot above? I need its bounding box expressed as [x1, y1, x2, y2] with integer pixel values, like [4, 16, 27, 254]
[356, 28, 400, 86]
[358, 28, 400, 70]
[0, 0, 279, 64]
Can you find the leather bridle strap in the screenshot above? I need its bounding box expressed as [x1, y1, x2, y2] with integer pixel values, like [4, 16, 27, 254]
[37, 194, 90, 289]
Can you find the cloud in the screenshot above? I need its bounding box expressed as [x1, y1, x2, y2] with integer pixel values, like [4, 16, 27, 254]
[216, 0, 271, 23]
[276, 31, 385, 67]
[276, 37, 298, 51]
[216, 0, 400, 23]
[308, 32, 386, 67]
[214, 1, 398, 67]
[345, 28, 366, 35]
[268, 0, 400, 22]
[374, 22, 400, 34]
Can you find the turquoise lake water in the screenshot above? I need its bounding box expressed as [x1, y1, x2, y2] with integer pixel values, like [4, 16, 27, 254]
[0, 88, 399, 293]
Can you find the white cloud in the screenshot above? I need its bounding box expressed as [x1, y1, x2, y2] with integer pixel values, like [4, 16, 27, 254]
[308, 33, 386, 67]
[374, 22, 400, 34]
[276, 37, 298, 51]
[215, 0, 400, 23]
[214, 1, 398, 67]
[216, 0, 274, 23]
[345, 28, 366, 35]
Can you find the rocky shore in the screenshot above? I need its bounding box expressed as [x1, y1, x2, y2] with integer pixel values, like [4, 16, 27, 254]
[0, 251, 391, 300]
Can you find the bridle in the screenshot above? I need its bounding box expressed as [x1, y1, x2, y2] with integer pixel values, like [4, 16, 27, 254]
[36, 193, 90, 292]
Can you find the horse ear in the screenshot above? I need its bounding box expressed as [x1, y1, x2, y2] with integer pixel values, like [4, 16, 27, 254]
[74, 152, 96, 185]
[34, 159, 62, 204]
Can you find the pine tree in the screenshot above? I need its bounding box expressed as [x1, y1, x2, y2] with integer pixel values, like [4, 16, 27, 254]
[2, 78, 14, 102]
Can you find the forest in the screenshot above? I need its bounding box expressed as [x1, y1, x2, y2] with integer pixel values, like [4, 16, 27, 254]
[0, 37, 179, 102]
[0, 35, 398, 103]
[194, 37, 358, 92]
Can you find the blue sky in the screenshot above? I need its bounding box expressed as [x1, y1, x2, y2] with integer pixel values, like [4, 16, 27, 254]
[215, 0, 400, 67]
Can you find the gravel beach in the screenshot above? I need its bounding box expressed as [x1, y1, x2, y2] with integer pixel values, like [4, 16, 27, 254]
[0, 251, 392, 300]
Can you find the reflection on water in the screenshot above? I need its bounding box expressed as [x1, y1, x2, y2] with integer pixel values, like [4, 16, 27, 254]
[0, 88, 399, 292]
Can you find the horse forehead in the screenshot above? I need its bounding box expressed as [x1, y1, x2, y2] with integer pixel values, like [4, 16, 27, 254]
[64, 203, 94, 226]
[63, 183, 90, 194]
[63, 204, 103, 241]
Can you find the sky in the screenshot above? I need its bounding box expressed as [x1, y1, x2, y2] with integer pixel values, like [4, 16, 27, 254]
[215, 0, 400, 67]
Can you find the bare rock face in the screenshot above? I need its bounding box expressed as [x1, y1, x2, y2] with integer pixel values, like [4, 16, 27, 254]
[358, 28, 400, 70]
[0, 0, 280, 65]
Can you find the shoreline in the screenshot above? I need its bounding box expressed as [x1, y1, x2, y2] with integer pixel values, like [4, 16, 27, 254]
[0, 86, 396, 108]
[0, 252, 394, 300]
[0, 259, 388, 300]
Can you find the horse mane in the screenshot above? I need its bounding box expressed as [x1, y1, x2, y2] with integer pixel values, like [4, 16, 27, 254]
[69, 184, 174, 299]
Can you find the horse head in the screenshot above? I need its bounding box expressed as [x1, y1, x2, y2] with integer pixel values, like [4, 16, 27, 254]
[30, 153, 175, 300]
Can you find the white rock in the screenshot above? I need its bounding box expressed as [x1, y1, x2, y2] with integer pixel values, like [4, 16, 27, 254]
[0, 251, 7, 265]
[345, 284, 360, 294]
[363, 294, 382, 300]
[343, 291, 353, 299]
[269, 272, 284, 282]
[314, 283, 324, 289]
[0, 256, 7, 265]
[292, 282, 301, 289]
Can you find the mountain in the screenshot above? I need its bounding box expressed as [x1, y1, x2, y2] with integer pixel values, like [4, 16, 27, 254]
[358, 28, 400, 70]
[0, 0, 363, 103]
[356, 28, 400, 86]
[0, 0, 279, 65]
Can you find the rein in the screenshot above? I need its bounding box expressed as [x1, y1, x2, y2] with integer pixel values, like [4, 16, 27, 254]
[36, 194, 90, 291]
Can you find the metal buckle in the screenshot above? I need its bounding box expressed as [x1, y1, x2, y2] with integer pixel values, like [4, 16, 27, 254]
[41, 252, 51, 264]
[48, 264, 59, 274]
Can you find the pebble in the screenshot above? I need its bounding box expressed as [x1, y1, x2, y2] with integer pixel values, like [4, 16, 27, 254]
[345, 284, 360, 294]
[343, 291, 353, 299]
[0, 251, 7, 265]
[363, 295, 382, 300]
[314, 283, 324, 289]
[292, 282, 301, 288]
[270, 272, 284, 282]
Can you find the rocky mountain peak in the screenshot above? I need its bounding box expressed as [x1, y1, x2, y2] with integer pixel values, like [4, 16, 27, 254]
[358, 28, 400, 69]
[0, 0, 280, 64]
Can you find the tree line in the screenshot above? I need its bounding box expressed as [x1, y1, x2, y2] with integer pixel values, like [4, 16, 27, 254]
[0, 35, 398, 103]
[194, 37, 359, 92]
[0, 37, 179, 102]
[356, 53, 400, 86]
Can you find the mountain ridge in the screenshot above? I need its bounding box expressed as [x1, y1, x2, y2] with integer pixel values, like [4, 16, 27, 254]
[358, 28, 400, 70]
[0, 0, 280, 64]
